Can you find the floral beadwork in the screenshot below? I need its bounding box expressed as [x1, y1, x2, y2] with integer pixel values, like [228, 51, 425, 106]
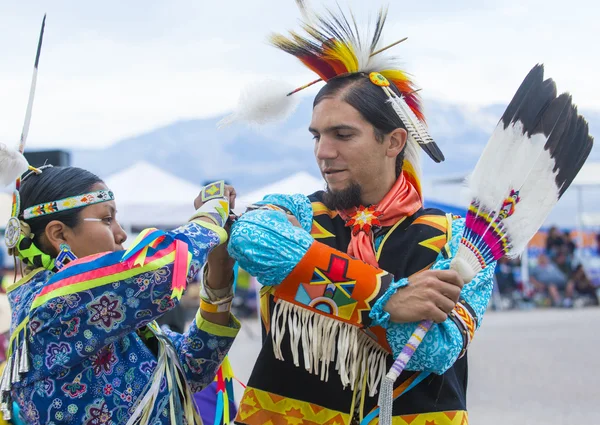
[6, 221, 239, 424]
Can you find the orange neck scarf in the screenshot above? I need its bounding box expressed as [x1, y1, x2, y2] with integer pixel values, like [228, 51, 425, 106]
[338, 172, 422, 267]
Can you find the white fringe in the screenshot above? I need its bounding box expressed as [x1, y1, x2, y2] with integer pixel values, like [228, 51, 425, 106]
[271, 300, 388, 395]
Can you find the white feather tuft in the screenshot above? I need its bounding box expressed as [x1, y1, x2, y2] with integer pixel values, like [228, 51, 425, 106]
[217, 79, 301, 128]
[364, 50, 404, 75]
[0, 143, 29, 187]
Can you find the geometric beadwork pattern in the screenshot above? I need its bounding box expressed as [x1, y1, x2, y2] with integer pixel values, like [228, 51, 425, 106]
[235, 386, 469, 425]
[294, 255, 358, 320]
[276, 240, 392, 328]
[415, 215, 450, 255]
[201, 180, 226, 201]
[452, 302, 476, 342]
[311, 220, 335, 239]
[23, 189, 114, 220]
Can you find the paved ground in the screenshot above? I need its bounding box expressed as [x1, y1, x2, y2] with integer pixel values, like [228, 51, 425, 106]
[227, 308, 600, 424]
[467, 308, 599, 424]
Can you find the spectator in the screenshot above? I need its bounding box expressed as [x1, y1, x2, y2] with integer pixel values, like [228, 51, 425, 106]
[546, 226, 565, 258]
[530, 254, 574, 307]
[554, 251, 573, 277]
[495, 257, 519, 295]
[562, 230, 576, 256]
[569, 264, 599, 306]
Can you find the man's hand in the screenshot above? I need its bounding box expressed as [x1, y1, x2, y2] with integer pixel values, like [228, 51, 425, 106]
[384, 270, 464, 324]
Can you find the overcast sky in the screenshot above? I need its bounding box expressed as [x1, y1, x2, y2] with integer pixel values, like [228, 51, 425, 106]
[0, 0, 598, 149]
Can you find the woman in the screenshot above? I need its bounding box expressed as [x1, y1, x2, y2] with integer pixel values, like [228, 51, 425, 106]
[0, 166, 239, 425]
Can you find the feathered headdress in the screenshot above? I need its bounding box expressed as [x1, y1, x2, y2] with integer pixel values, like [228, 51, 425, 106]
[220, 2, 444, 197]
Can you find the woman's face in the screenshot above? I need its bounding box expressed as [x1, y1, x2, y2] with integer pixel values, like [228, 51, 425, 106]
[62, 182, 128, 258]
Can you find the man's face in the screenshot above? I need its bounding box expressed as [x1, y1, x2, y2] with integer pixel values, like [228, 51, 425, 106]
[309, 97, 390, 202]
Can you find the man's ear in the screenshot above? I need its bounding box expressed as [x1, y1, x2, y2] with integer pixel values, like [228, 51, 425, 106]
[387, 128, 407, 158]
[44, 220, 69, 255]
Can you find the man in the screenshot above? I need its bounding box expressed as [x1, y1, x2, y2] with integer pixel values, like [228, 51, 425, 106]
[530, 253, 572, 307]
[227, 4, 495, 424]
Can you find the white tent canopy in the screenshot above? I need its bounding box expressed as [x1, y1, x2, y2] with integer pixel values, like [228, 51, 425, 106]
[235, 171, 324, 213]
[105, 161, 202, 228]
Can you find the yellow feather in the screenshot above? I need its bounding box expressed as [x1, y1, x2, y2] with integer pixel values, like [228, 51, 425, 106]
[325, 40, 359, 73]
[402, 159, 422, 197]
[380, 70, 410, 84]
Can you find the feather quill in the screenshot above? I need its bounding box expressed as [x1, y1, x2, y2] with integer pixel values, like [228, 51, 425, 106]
[0, 15, 45, 188]
[384, 89, 444, 162]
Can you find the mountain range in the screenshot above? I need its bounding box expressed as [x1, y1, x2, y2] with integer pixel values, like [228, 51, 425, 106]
[69, 97, 600, 226]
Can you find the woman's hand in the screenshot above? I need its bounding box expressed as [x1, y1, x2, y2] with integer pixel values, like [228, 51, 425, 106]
[193, 184, 236, 215]
[202, 184, 236, 289]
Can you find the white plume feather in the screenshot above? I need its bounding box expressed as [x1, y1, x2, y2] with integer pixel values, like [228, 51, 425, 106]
[467, 122, 560, 256]
[0, 143, 29, 187]
[456, 64, 593, 279]
[218, 79, 301, 127]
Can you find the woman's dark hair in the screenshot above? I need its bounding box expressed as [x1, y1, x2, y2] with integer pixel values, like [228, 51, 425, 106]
[19, 166, 103, 252]
[313, 73, 407, 177]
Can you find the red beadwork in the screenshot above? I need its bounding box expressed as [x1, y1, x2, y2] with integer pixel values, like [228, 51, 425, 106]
[345, 205, 383, 236]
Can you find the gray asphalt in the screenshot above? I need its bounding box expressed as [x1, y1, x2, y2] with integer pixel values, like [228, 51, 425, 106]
[468, 308, 599, 424]
[227, 308, 600, 424]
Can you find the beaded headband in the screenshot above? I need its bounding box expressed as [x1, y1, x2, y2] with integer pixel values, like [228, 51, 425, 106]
[22, 189, 114, 220]
[5, 189, 114, 250]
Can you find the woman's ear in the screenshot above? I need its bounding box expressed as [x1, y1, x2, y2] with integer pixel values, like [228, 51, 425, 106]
[44, 220, 69, 255]
[387, 128, 407, 158]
